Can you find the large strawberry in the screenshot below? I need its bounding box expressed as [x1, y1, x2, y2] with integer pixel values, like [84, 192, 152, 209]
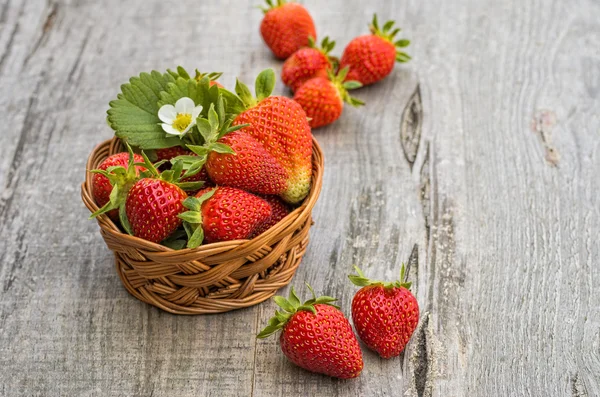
[260, 0, 316, 59]
[178, 187, 272, 247]
[231, 69, 313, 204]
[293, 67, 364, 128]
[348, 265, 419, 359]
[282, 36, 336, 92]
[251, 195, 291, 237]
[258, 286, 363, 379]
[340, 15, 411, 86]
[92, 152, 145, 219]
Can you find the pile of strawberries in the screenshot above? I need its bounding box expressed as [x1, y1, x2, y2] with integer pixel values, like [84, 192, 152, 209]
[88, 0, 420, 380]
[260, 0, 411, 128]
[90, 69, 313, 249]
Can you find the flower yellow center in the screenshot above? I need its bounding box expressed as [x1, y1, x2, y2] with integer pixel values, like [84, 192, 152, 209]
[172, 113, 192, 132]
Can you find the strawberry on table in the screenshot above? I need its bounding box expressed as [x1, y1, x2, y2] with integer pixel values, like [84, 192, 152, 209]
[258, 285, 364, 379]
[178, 187, 272, 247]
[293, 67, 364, 128]
[282, 36, 336, 92]
[348, 265, 419, 359]
[259, 0, 316, 59]
[340, 14, 411, 86]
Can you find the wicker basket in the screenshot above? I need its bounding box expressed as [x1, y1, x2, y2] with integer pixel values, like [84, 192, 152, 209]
[81, 137, 323, 314]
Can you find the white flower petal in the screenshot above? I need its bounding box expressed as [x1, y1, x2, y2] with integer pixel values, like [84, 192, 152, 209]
[175, 97, 195, 114]
[162, 123, 181, 135]
[158, 104, 177, 123]
[192, 105, 203, 120]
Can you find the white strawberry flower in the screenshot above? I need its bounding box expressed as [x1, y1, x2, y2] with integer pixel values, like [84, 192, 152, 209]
[158, 97, 203, 136]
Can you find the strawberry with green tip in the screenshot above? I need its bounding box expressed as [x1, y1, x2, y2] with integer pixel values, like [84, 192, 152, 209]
[231, 69, 313, 204]
[282, 36, 337, 92]
[178, 186, 272, 247]
[340, 14, 411, 86]
[260, 0, 316, 59]
[258, 285, 364, 379]
[293, 67, 364, 128]
[348, 264, 419, 359]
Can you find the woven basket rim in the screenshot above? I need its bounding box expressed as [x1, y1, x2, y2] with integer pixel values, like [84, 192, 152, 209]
[81, 136, 324, 255]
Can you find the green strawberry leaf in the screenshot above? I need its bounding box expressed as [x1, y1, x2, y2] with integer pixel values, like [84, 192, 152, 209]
[187, 226, 205, 249]
[255, 68, 275, 101]
[107, 70, 183, 149]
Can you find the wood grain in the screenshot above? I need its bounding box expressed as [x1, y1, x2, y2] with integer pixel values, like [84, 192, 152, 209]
[0, 0, 599, 396]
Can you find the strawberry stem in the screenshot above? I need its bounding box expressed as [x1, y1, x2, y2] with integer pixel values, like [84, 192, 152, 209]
[369, 14, 411, 63]
[257, 285, 338, 339]
[348, 264, 412, 290]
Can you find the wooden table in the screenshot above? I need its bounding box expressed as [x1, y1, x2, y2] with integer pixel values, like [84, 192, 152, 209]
[1, 0, 599, 395]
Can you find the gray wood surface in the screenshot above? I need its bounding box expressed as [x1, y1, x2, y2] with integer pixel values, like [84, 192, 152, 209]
[1, 0, 599, 396]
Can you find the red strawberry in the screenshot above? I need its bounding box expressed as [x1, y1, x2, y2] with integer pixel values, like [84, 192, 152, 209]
[340, 15, 411, 86]
[282, 36, 336, 92]
[348, 265, 419, 359]
[258, 286, 363, 379]
[293, 67, 364, 128]
[179, 187, 272, 247]
[252, 195, 291, 236]
[205, 130, 287, 195]
[92, 152, 145, 219]
[125, 178, 188, 243]
[231, 70, 313, 204]
[260, 0, 316, 59]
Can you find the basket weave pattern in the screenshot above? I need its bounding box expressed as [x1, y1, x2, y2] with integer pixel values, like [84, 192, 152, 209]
[81, 138, 323, 314]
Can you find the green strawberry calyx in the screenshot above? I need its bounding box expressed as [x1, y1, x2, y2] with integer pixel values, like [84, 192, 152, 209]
[234, 69, 276, 110]
[308, 36, 339, 69]
[177, 188, 217, 249]
[194, 70, 223, 84]
[330, 67, 365, 108]
[369, 14, 411, 63]
[348, 264, 412, 290]
[257, 284, 339, 338]
[259, 0, 287, 13]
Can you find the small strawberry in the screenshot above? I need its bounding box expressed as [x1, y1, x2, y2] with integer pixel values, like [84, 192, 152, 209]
[92, 152, 145, 219]
[232, 69, 313, 203]
[251, 195, 291, 237]
[178, 187, 272, 247]
[259, 0, 316, 59]
[340, 15, 411, 86]
[258, 285, 363, 379]
[293, 67, 364, 128]
[348, 265, 419, 359]
[125, 178, 188, 243]
[282, 36, 336, 92]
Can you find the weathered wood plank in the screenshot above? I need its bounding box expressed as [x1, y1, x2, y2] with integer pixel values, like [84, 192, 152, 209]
[0, 0, 599, 396]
